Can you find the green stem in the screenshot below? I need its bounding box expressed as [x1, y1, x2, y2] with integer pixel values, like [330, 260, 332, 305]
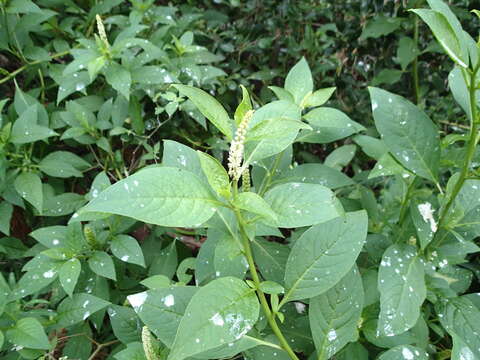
[0, 50, 70, 85]
[412, 15, 420, 105]
[233, 206, 299, 360]
[429, 67, 479, 250]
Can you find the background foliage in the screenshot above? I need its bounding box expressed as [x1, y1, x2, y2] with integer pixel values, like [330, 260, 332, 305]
[0, 0, 479, 359]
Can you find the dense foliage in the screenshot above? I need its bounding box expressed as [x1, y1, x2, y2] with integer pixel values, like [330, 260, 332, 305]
[1, 0, 480, 359]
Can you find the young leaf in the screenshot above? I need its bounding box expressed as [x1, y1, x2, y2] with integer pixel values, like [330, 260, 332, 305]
[168, 277, 259, 360]
[283, 211, 368, 302]
[111, 234, 145, 267]
[264, 183, 343, 228]
[173, 84, 232, 139]
[302, 87, 336, 108]
[377, 244, 426, 336]
[284, 57, 313, 105]
[6, 317, 50, 350]
[104, 62, 131, 100]
[234, 85, 252, 126]
[79, 167, 220, 228]
[197, 151, 231, 198]
[39, 151, 90, 178]
[59, 258, 81, 297]
[309, 266, 364, 359]
[300, 107, 365, 144]
[14, 172, 43, 213]
[369, 87, 440, 183]
[233, 192, 277, 222]
[56, 293, 110, 328]
[88, 251, 116, 280]
[411, 9, 467, 68]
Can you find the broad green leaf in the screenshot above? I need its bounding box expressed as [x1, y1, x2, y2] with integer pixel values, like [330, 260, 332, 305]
[371, 69, 404, 86]
[168, 277, 259, 360]
[451, 334, 477, 360]
[6, 0, 42, 13]
[284, 57, 313, 105]
[59, 258, 81, 297]
[309, 266, 364, 359]
[10, 255, 62, 300]
[214, 233, 248, 279]
[163, 140, 206, 179]
[397, 37, 418, 70]
[108, 305, 141, 344]
[369, 87, 440, 182]
[411, 9, 467, 68]
[197, 151, 230, 198]
[360, 15, 402, 40]
[0, 202, 13, 235]
[113, 342, 146, 360]
[10, 105, 57, 144]
[173, 84, 232, 139]
[56, 293, 110, 328]
[302, 87, 336, 108]
[276, 163, 354, 189]
[378, 345, 429, 360]
[79, 167, 219, 227]
[259, 281, 284, 295]
[6, 318, 50, 350]
[128, 287, 198, 347]
[410, 201, 435, 250]
[377, 244, 426, 336]
[436, 297, 480, 358]
[111, 234, 145, 267]
[268, 86, 294, 102]
[324, 144, 356, 170]
[131, 66, 175, 85]
[299, 107, 365, 144]
[264, 183, 343, 228]
[234, 85, 253, 125]
[104, 62, 131, 99]
[251, 238, 290, 284]
[448, 67, 471, 120]
[14, 172, 43, 213]
[43, 193, 86, 217]
[88, 251, 116, 280]
[233, 192, 277, 222]
[149, 241, 177, 279]
[39, 151, 90, 178]
[335, 342, 369, 360]
[283, 211, 368, 302]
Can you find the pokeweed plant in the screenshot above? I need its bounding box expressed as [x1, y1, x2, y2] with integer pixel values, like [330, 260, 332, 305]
[1, 1, 480, 360]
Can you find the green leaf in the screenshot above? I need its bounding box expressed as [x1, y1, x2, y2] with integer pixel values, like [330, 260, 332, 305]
[79, 167, 219, 227]
[283, 211, 368, 302]
[251, 238, 290, 284]
[436, 297, 480, 358]
[259, 281, 284, 295]
[378, 345, 429, 360]
[451, 334, 477, 360]
[108, 305, 141, 344]
[233, 192, 277, 222]
[197, 151, 231, 198]
[39, 151, 90, 178]
[0, 202, 13, 235]
[299, 108, 365, 144]
[411, 9, 467, 68]
[149, 241, 177, 279]
[14, 172, 43, 213]
[234, 85, 253, 126]
[360, 15, 402, 40]
[276, 163, 354, 189]
[284, 57, 313, 105]
[10, 105, 57, 144]
[377, 244, 426, 336]
[129, 286, 198, 347]
[59, 258, 81, 297]
[111, 234, 145, 267]
[162, 140, 206, 179]
[6, 0, 42, 13]
[302, 87, 336, 108]
[371, 69, 404, 86]
[369, 87, 440, 182]
[309, 266, 364, 359]
[448, 67, 471, 120]
[173, 84, 232, 139]
[324, 144, 357, 170]
[397, 37, 418, 71]
[88, 251, 116, 280]
[56, 293, 110, 328]
[268, 86, 294, 102]
[104, 62, 131, 99]
[43, 193, 86, 216]
[6, 318, 50, 350]
[264, 183, 343, 228]
[168, 277, 259, 360]
[114, 342, 146, 360]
